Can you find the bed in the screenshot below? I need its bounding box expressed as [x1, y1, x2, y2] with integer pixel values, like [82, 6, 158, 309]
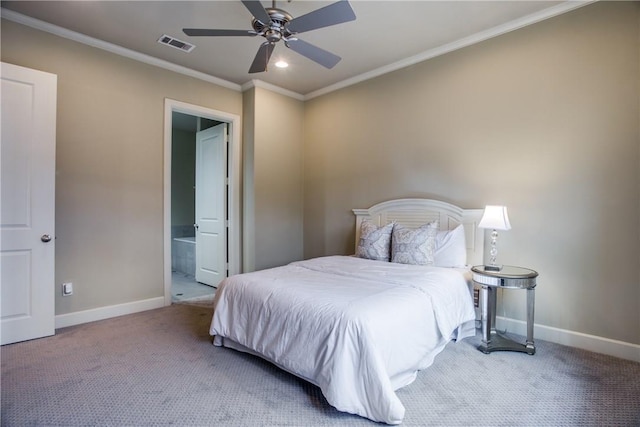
[210, 199, 484, 424]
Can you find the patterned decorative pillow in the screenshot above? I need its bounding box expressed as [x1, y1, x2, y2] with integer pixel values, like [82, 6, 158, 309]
[391, 221, 439, 265]
[356, 220, 394, 261]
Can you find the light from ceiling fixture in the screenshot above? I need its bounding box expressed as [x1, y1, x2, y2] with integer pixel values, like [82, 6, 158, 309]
[275, 61, 289, 69]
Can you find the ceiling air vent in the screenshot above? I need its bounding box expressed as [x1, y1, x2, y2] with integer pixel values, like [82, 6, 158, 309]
[157, 34, 195, 53]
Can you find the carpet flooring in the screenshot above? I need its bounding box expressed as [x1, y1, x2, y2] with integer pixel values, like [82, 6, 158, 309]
[2, 302, 639, 426]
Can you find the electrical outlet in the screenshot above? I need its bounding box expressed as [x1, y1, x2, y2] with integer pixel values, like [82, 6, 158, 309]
[62, 282, 73, 296]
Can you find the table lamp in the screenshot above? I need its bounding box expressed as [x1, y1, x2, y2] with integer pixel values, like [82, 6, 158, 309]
[478, 205, 511, 271]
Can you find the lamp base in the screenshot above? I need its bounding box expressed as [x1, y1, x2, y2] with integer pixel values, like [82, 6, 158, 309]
[484, 264, 502, 272]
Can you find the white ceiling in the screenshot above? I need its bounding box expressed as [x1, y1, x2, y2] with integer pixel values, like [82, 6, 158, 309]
[1, 1, 590, 98]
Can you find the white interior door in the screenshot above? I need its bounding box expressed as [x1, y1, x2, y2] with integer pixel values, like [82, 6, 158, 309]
[1, 62, 57, 345]
[195, 123, 227, 286]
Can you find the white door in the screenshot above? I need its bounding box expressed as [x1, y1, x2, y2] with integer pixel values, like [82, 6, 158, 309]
[195, 123, 227, 286]
[1, 62, 57, 345]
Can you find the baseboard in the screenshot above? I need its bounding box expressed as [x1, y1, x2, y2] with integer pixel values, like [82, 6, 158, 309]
[496, 316, 640, 363]
[55, 297, 166, 329]
[53, 299, 639, 363]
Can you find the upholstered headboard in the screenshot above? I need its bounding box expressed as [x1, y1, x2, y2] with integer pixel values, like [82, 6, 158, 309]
[352, 198, 484, 267]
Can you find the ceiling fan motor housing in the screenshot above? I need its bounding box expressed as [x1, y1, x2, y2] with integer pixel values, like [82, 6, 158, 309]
[252, 8, 294, 43]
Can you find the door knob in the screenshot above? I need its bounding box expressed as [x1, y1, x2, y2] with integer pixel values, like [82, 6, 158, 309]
[41, 234, 52, 242]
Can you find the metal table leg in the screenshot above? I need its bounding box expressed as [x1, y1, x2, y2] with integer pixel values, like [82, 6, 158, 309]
[479, 285, 493, 353]
[525, 287, 536, 355]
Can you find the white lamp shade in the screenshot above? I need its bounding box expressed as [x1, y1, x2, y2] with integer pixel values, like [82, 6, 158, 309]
[478, 205, 511, 231]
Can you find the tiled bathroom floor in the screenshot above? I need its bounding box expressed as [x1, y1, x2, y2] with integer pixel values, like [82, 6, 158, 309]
[171, 272, 215, 302]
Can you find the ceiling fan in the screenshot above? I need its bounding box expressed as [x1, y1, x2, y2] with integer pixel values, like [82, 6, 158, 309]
[183, 0, 356, 73]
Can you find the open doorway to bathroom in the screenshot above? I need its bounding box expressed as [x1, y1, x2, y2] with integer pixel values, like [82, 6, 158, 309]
[170, 111, 220, 303]
[163, 99, 242, 307]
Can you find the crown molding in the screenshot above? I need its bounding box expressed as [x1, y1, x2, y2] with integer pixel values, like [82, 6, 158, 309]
[304, 0, 596, 100]
[2, 8, 303, 100]
[0, 8, 243, 92]
[2, 1, 597, 102]
[241, 79, 304, 101]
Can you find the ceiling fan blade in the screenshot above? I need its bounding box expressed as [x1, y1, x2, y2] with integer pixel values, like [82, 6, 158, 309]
[286, 38, 341, 69]
[183, 29, 256, 37]
[287, 0, 356, 34]
[241, 0, 272, 25]
[249, 42, 275, 73]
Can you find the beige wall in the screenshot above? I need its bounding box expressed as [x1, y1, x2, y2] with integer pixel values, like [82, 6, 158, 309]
[244, 86, 304, 271]
[304, 2, 640, 345]
[1, 20, 242, 315]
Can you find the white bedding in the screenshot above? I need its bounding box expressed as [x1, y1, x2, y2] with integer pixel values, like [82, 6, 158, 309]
[210, 255, 476, 424]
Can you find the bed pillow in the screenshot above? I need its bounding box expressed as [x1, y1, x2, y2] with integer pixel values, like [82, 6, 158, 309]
[391, 221, 438, 265]
[356, 220, 394, 261]
[434, 224, 467, 268]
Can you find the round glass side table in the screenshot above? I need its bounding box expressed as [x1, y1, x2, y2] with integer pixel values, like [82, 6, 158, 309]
[471, 265, 538, 355]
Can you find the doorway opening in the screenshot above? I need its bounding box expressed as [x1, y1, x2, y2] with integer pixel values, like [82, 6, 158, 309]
[170, 112, 221, 302]
[163, 99, 241, 307]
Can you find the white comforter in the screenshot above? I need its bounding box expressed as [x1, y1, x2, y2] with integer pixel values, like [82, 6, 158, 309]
[210, 256, 475, 424]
